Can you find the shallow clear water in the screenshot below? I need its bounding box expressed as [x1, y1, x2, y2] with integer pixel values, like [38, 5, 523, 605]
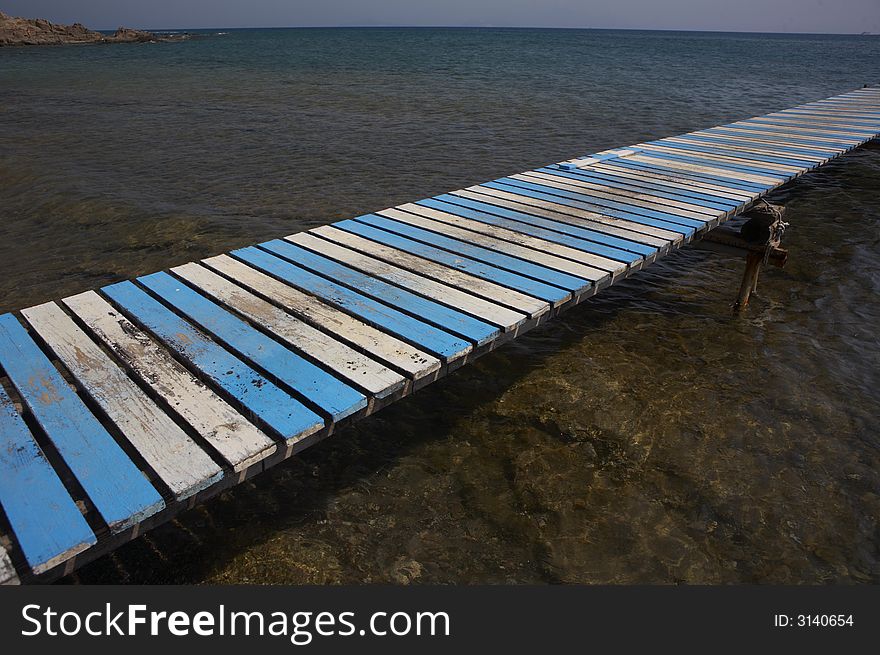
[1, 28, 878, 583]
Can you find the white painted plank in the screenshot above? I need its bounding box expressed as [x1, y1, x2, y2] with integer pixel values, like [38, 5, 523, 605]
[286, 232, 529, 330]
[203, 254, 441, 380]
[519, 171, 722, 218]
[63, 291, 277, 471]
[625, 154, 784, 186]
[390, 204, 619, 281]
[638, 144, 803, 175]
[464, 186, 684, 246]
[21, 302, 224, 500]
[588, 162, 755, 202]
[662, 136, 829, 163]
[309, 225, 550, 318]
[453, 187, 676, 247]
[0, 545, 18, 585]
[171, 262, 407, 399]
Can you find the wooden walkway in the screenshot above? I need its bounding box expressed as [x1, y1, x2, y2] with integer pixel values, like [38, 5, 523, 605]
[2, 87, 880, 584]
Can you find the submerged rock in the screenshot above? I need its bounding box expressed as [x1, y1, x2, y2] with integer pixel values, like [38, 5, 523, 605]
[0, 11, 162, 46]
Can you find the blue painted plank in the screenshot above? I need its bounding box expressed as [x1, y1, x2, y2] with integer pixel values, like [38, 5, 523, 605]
[648, 139, 818, 169]
[706, 127, 857, 150]
[480, 180, 697, 237]
[0, 313, 164, 532]
[751, 116, 880, 133]
[354, 214, 592, 293]
[607, 158, 769, 194]
[0, 384, 96, 573]
[490, 178, 707, 231]
[102, 281, 324, 440]
[634, 149, 794, 180]
[138, 272, 367, 422]
[539, 167, 739, 211]
[427, 194, 654, 260]
[334, 219, 571, 305]
[719, 122, 865, 143]
[258, 239, 500, 347]
[231, 246, 473, 362]
[675, 134, 837, 159]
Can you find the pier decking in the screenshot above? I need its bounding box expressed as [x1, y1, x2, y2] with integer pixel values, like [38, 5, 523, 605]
[2, 86, 880, 584]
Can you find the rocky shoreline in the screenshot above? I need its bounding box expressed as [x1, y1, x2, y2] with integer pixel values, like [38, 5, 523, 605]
[0, 11, 170, 47]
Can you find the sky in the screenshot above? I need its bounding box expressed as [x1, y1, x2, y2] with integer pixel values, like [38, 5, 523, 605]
[3, 0, 879, 34]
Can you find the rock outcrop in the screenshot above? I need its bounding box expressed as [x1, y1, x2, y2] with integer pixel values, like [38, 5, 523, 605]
[0, 11, 160, 46]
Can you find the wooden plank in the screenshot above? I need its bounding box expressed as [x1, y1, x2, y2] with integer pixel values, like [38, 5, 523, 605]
[464, 185, 685, 243]
[521, 170, 724, 217]
[651, 138, 819, 169]
[608, 157, 769, 194]
[389, 204, 613, 282]
[171, 262, 408, 398]
[64, 291, 277, 472]
[307, 225, 550, 318]
[668, 135, 831, 162]
[639, 143, 804, 175]
[138, 272, 369, 422]
[0, 313, 164, 533]
[705, 126, 858, 148]
[421, 195, 647, 264]
[286, 232, 531, 330]
[21, 302, 224, 500]
[0, 545, 19, 584]
[442, 191, 662, 256]
[455, 186, 678, 247]
[330, 219, 573, 306]
[739, 119, 875, 137]
[357, 212, 595, 293]
[591, 161, 756, 202]
[101, 281, 324, 443]
[543, 166, 740, 210]
[625, 153, 782, 187]
[685, 131, 844, 155]
[257, 240, 501, 347]
[720, 122, 867, 143]
[0, 383, 96, 574]
[635, 145, 799, 178]
[230, 246, 473, 363]
[489, 178, 708, 230]
[202, 254, 442, 380]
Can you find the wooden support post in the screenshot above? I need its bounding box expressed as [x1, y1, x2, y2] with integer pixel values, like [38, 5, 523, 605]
[735, 252, 764, 311]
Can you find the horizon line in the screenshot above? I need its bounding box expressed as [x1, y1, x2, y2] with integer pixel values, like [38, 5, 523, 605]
[96, 24, 876, 36]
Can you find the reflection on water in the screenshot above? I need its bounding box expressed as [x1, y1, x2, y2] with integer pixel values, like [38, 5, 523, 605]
[0, 28, 877, 583]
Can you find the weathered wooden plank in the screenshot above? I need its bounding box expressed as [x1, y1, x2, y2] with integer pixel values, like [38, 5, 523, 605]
[21, 302, 224, 500]
[543, 166, 740, 210]
[720, 122, 866, 143]
[705, 126, 857, 149]
[258, 240, 501, 347]
[230, 246, 473, 362]
[171, 262, 407, 398]
[0, 544, 18, 584]
[361, 212, 596, 293]
[0, 313, 165, 533]
[625, 153, 782, 187]
[668, 135, 831, 162]
[638, 143, 803, 176]
[102, 281, 323, 443]
[286, 232, 531, 330]
[433, 193, 656, 263]
[608, 157, 768, 194]
[389, 204, 613, 282]
[442, 191, 662, 256]
[590, 161, 756, 202]
[64, 291, 277, 472]
[683, 132, 842, 157]
[202, 254, 442, 380]
[649, 139, 818, 169]
[0, 383, 95, 574]
[521, 170, 724, 217]
[635, 145, 798, 178]
[333, 217, 571, 307]
[464, 185, 685, 243]
[138, 271, 369, 422]
[307, 225, 550, 318]
[489, 178, 708, 231]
